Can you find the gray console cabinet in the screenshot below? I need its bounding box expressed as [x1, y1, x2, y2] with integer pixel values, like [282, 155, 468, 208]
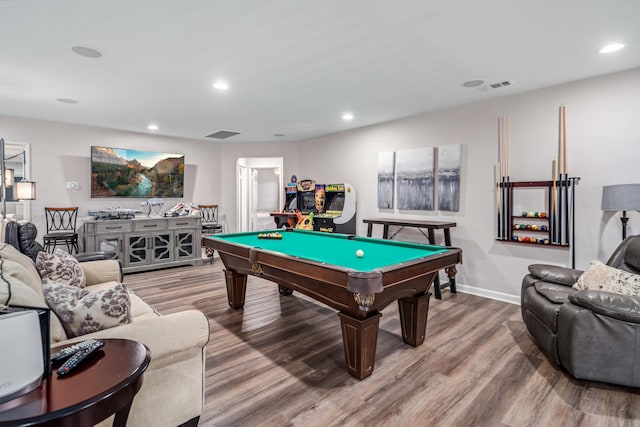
[83, 216, 202, 273]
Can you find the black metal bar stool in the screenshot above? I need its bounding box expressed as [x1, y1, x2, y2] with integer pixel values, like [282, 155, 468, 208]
[43, 207, 79, 254]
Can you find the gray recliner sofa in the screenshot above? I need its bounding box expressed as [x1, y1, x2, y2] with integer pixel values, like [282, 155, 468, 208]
[521, 235, 640, 387]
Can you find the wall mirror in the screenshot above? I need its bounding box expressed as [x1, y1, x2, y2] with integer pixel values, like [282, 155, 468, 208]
[2, 140, 33, 221]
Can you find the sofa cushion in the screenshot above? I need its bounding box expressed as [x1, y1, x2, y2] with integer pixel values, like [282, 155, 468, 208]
[0, 244, 67, 342]
[574, 259, 640, 297]
[36, 249, 86, 288]
[42, 279, 132, 338]
[87, 280, 159, 320]
[0, 243, 43, 295]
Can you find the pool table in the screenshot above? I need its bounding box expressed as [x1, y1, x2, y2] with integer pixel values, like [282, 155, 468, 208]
[202, 229, 462, 379]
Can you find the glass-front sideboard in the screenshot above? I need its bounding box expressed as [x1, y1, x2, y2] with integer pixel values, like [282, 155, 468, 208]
[83, 216, 202, 273]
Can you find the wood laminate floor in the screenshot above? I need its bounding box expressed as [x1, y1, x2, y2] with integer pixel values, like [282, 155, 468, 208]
[125, 261, 640, 427]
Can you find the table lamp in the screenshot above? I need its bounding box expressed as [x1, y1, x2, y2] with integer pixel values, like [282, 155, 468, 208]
[601, 184, 640, 239]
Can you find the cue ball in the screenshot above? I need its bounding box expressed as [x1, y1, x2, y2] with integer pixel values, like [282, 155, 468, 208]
[356, 249, 364, 258]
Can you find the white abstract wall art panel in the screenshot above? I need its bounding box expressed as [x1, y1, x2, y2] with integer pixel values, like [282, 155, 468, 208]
[437, 144, 461, 212]
[396, 147, 434, 210]
[377, 151, 395, 209]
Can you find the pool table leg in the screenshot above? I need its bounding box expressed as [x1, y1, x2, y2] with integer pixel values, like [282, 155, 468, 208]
[224, 270, 247, 309]
[278, 285, 294, 296]
[338, 312, 382, 380]
[397, 292, 430, 346]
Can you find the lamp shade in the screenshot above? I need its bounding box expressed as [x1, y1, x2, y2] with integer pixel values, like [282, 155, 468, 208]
[601, 184, 640, 211]
[15, 181, 36, 200]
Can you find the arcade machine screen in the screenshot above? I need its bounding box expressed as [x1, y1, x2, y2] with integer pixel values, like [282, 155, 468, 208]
[296, 179, 317, 214]
[299, 191, 316, 213]
[325, 192, 345, 212]
[284, 184, 297, 211]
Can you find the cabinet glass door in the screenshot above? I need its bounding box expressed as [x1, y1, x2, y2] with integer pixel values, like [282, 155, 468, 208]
[127, 233, 150, 267]
[96, 234, 123, 258]
[152, 232, 173, 262]
[175, 230, 195, 260]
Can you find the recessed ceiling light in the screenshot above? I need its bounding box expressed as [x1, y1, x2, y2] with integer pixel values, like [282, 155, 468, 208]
[56, 98, 78, 104]
[342, 112, 354, 121]
[273, 133, 285, 137]
[599, 43, 625, 54]
[462, 79, 484, 88]
[147, 124, 159, 131]
[213, 81, 229, 90]
[71, 45, 103, 58]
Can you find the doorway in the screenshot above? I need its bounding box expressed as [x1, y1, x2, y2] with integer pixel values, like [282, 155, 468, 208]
[236, 157, 283, 232]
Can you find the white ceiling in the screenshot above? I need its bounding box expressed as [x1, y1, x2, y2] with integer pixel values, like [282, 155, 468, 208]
[1, 0, 639, 143]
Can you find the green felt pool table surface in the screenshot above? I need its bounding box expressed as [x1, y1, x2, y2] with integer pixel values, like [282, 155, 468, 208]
[207, 229, 449, 271]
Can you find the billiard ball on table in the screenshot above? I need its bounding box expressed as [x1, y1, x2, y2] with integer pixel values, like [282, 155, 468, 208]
[356, 249, 364, 258]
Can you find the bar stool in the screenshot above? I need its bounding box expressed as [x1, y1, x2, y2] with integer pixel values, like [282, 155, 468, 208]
[199, 204, 222, 263]
[43, 207, 79, 254]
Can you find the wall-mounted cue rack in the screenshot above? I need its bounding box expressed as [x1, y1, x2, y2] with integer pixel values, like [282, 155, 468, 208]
[495, 106, 580, 268]
[497, 178, 580, 245]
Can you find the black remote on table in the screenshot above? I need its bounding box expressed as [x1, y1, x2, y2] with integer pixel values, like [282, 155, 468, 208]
[56, 340, 105, 377]
[51, 339, 103, 364]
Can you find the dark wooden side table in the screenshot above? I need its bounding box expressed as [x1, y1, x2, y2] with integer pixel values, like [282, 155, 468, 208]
[363, 218, 458, 299]
[0, 338, 150, 427]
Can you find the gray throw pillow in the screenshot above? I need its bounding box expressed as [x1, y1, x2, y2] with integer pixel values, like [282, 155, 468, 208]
[36, 249, 86, 288]
[42, 279, 132, 337]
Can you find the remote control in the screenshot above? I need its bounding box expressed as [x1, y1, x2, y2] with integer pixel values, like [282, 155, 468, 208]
[51, 339, 103, 364]
[56, 340, 105, 377]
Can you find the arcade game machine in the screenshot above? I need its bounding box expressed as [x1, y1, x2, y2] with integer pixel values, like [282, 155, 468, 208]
[313, 183, 356, 234]
[270, 180, 298, 228]
[296, 179, 317, 214]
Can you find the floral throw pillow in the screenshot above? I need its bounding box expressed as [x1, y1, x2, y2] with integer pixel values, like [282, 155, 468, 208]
[36, 249, 86, 288]
[573, 260, 640, 297]
[42, 279, 132, 337]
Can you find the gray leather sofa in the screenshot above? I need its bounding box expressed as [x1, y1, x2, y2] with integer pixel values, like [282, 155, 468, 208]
[521, 235, 640, 387]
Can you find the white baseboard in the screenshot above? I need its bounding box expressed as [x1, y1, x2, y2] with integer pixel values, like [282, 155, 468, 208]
[453, 283, 520, 306]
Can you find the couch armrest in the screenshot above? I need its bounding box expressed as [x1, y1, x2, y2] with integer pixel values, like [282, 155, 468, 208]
[80, 260, 123, 285]
[528, 264, 583, 286]
[76, 251, 118, 262]
[60, 310, 210, 368]
[568, 290, 640, 323]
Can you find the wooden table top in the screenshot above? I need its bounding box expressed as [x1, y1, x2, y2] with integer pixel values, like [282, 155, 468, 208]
[0, 338, 150, 427]
[363, 218, 457, 228]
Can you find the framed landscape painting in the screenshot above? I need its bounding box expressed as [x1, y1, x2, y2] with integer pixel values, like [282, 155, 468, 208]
[91, 146, 184, 198]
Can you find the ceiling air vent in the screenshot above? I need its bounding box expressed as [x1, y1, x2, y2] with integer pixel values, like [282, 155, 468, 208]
[205, 130, 240, 139]
[489, 80, 513, 89]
